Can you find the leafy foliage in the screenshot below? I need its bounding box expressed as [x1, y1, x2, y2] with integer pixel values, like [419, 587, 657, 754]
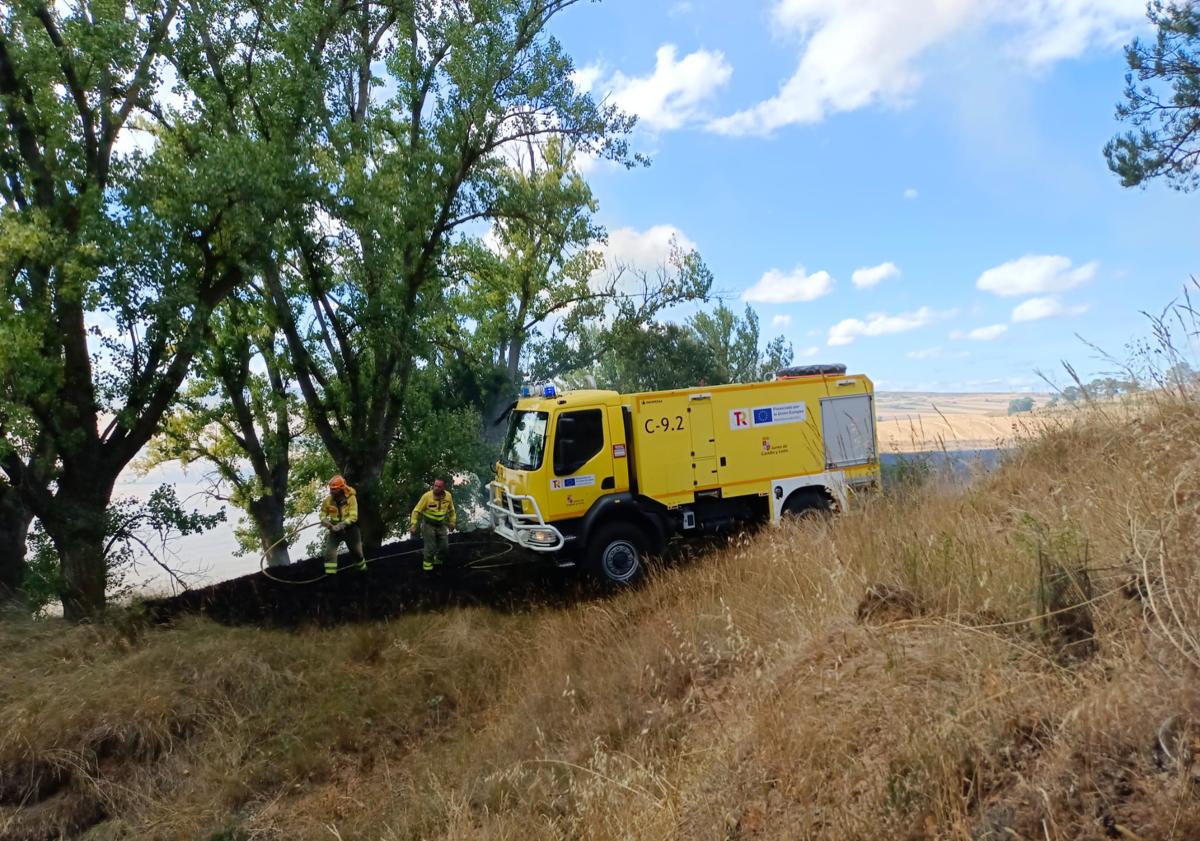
[0, 0, 306, 615]
[260, 0, 638, 545]
[1105, 1, 1200, 190]
[1007, 397, 1035, 415]
[23, 486, 224, 613]
[567, 303, 794, 393]
[146, 293, 303, 564]
[1046, 376, 1140, 406]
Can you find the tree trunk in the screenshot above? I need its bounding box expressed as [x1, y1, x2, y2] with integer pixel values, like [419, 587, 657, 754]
[43, 480, 114, 620]
[354, 479, 387, 549]
[248, 494, 290, 567]
[482, 366, 519, 449]
[342, 458, 387, 548]
[0, 485, 33, 607]
[55, 525, 109, 621]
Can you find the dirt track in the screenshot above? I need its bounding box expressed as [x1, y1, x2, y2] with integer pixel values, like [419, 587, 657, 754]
[145, 533, 592, 627]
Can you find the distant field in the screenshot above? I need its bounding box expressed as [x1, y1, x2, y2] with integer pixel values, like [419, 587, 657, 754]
[875, 391, 1053, 453]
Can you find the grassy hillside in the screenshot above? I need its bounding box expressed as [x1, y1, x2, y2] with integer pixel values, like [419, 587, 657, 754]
[3, 394, 1199, 840]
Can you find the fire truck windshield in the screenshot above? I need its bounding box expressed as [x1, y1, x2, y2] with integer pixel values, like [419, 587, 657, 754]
[501, 411, 548, 471]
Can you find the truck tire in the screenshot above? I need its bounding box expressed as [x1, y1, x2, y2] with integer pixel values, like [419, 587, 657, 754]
[588, 522, 647, 587]
[781, 489, 833, 521]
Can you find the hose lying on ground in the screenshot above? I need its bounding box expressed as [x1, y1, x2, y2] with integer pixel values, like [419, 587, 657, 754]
[257, 521, 518, 585]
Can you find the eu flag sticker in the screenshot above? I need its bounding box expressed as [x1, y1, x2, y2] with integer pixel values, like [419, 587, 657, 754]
[753, 407, 773, 425]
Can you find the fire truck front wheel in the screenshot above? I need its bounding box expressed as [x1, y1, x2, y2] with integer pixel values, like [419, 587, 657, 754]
[588, 522, 647, 586]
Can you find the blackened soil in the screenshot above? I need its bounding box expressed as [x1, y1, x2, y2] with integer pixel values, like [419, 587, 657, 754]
[144, 533, 591, 628]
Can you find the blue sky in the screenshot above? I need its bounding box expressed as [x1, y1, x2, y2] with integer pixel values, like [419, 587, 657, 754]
[547, 0, 1199, 392]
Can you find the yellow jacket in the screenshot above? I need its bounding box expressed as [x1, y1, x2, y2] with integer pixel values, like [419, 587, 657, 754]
[411, 490, 456, 529]
[320, 486, 358, 526]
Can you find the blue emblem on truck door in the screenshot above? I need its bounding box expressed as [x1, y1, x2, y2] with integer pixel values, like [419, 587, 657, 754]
[753, 407, 773, 425]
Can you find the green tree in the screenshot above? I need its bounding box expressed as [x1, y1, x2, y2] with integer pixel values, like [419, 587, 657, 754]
[264, 0, 636, 547]
[148, 293, 302, 567]
[449, 139, 605, 445]
[450, 140, 713, 449]
[583, 322, 716, 393]
[0, 0, 329, 617]
[1105, 1, 1200, 190]
[23, 486, 223, 614]
[575, 302, 793, 393]
[1007, 396, 1035, 415]
[690, 304, 792, 384]
[528, 240, 716, 385]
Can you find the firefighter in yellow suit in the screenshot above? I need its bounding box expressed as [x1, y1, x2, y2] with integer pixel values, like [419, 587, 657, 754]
[320, 475, 366, 574]
[410, 478, 456, 572]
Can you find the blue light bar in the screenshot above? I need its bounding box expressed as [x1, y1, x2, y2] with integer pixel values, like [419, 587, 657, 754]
[520, 385, 531, 398]
[543, 385, 557, 398]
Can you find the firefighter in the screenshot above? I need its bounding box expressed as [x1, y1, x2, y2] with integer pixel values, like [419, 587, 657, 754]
[410, 478, 456, 572]
[320, 475, 365, 574]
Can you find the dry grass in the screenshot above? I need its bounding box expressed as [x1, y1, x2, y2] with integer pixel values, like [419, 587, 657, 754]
[4, 392, 1200, 840]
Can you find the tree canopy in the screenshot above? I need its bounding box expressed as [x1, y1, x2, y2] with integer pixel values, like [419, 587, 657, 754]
[570, 303, 795, 394]
[1105, 1, 1200, 190]
[0, 0, 299, 616]
[0, 0, 652, 614]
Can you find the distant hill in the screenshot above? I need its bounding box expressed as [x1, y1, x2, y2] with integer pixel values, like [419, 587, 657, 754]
[875, 391, 1054, 452]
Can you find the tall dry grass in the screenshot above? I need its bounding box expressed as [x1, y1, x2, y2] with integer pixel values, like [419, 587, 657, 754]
[4, 334, 1200, 839]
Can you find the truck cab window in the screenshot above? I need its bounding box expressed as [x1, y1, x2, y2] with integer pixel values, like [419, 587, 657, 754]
[501, 411, 548, 470]
[554, 409, 604, 476]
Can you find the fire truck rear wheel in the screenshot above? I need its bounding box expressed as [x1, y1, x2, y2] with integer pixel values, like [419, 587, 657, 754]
[781, 489, 833, 521]
[588, 523, 647, 586]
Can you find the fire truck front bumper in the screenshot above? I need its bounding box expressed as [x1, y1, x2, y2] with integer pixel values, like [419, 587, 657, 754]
[487, 482, 565, 552]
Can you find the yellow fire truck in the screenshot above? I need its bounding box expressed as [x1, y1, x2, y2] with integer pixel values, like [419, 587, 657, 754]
[488, 365, 879, 584]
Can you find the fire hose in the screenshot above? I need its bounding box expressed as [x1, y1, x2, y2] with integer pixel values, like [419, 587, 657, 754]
[257, 520, 517, 585]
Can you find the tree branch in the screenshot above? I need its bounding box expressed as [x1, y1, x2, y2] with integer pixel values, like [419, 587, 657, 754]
[32, 4, 99, 176]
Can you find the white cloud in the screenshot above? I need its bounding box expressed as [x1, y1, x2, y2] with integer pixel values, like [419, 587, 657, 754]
[744, 266, 834, 304]
[564, 225, 698, 322]
[967, 323, 1008, 341]
[571, 64, 604, 94]
[827, 306, 941, 346]
[851, 261, 901, 289]
[798, 344, 822, 359]
[710, 0, 1145, 135]
[906, 346, 943, 359]
[481, 225, 504, 255]
[771, 314, 793, 328]
[595, 45, 733, 132]
[1005, 0, 1145, 65]
[903, 187, 919, 200]
[977, 254, 1098, 297]
[602, 225, 698, 274]
[1011, 295, 1090, 322]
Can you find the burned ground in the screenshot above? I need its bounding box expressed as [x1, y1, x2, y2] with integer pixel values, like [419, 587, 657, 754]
[144, 533, 589, 627]
[143, 532, 728, 628]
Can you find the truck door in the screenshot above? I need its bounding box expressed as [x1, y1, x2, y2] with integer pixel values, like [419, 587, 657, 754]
[819, 394, 876, 468]
[689, 395, 720, 490]
[548, 407, 613, 520]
